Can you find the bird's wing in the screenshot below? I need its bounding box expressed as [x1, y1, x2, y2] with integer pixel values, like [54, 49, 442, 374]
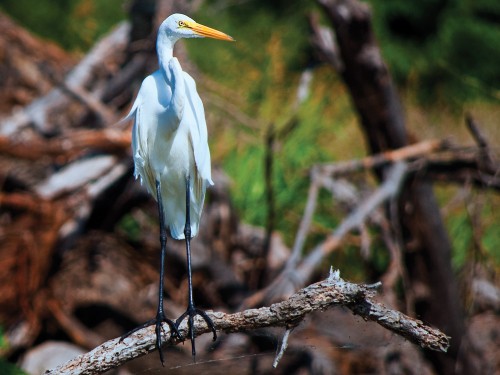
[122, 91, 140, 123]
[128, 75, 160, 197]
[183, 71, 214, 186]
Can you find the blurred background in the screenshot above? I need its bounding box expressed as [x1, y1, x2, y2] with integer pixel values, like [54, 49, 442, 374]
[0, 0, 499, 374]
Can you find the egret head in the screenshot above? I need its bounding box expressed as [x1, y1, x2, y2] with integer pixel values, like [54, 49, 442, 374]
[160, 13, 234, 42]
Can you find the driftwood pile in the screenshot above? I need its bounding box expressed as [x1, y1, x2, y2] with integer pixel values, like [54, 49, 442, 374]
[0, 1, 499, 374]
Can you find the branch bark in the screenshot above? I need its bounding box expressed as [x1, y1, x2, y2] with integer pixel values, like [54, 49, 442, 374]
[45, 271, 449, 375]
[313, 1, 475, 373]
[245, 161, 407, 308]
[0, 22, 130, 136]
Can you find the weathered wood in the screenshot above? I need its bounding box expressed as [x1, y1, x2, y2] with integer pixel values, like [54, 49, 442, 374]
[0, 2, 497, 374]
[0, 22, 130, 136]
[44, 272, 449, 375]
[0, 12, 74, 114]
[314, 1, 475, 373]
[243, 162, 408, 308]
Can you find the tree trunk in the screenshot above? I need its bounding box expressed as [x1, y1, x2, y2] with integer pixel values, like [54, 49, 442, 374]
[315, 0, 474, 373]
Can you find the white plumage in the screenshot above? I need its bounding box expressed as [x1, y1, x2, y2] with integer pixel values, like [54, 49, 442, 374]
[121, 13, 233, 362]
[126, 61, 212, 239]
[124, 13, 231, 239]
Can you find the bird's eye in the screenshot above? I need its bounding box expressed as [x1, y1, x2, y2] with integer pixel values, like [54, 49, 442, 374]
[178, 21, 186, 28]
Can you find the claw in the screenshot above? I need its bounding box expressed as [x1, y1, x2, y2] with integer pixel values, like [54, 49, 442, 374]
[176, 306, 217, 358]
[121, 312, 181, 366]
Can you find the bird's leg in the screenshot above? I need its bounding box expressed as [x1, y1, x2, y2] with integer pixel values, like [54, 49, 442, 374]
[153, 179, 182, 363]
[120, 180, 180, 366]
[175, 175, 217, 359]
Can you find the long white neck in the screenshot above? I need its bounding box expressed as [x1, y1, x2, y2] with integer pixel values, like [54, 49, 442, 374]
[156, 27, 185, 124]
[157, 31, 177, 81]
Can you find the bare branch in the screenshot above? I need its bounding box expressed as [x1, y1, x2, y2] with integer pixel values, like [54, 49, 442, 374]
[273, 327, 293, 368]
[44, 270, 449, 375]
[0, 22, 130, 136]
[298, 162, 407, 277]
[288, 179, 320, 267]
[59, 81, 118, 125]
[0, 128, 130, 163]
[244, 161, 408, 309]
[316, 139, 444, 176]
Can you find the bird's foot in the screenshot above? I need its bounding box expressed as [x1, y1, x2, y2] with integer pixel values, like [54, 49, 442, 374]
[120, 312, 181, 365]
[175, 305, 217, 358]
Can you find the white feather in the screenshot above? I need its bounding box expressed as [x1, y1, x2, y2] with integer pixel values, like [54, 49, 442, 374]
[128, 60, 211, 239]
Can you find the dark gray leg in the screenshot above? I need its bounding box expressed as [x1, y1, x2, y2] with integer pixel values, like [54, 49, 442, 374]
[121, 180, 180, 366]
[175, 175, 217, 359]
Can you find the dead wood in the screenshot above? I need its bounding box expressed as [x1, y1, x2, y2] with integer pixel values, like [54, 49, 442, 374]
[312, 1, 486, 373]
[243, 161, 408, 309]
[0, 12, 74, 114]
[0, 21, 130, 137]
[0, 1, 497, 374]
[0, 129, 130, 163]
[44, 271, 449, 375]
[0, 193, 68, 347]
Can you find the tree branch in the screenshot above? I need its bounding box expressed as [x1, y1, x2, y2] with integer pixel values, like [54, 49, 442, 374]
[0, 22, 130, 136]
[45, 270, 449, 375]
[244, 161, 408, 309]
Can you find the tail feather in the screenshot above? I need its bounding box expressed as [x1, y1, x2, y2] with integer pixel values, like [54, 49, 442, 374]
[169, 221, 200, 240]
[164, 177, 205, 240]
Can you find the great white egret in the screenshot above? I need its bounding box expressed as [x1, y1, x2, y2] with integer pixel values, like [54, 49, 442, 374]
[122, 13, 234, 363]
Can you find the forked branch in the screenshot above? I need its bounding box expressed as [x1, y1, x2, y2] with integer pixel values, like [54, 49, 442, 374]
[45, 270, 449, 375]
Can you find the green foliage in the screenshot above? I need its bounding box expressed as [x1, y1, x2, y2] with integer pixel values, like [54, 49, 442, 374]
[438, 14, 500, 101]
[1, 0, 498, 273]
[368, 0, 500, 103]
[0, 0, 125, 51]
[482, 221, 500, 265]
[0, 326, 6, 350]
[481, 203, 500, 265]
[117, 213, 142, 242]
[438, 188, 500, 271]
[189, 1, 312, 92]
[0, 358, 27, 375]
[188, 1, 323, 239]
[447, 211, 473, 269]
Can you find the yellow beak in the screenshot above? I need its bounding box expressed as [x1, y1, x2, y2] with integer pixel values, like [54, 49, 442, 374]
[187, 21, 234, 41]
